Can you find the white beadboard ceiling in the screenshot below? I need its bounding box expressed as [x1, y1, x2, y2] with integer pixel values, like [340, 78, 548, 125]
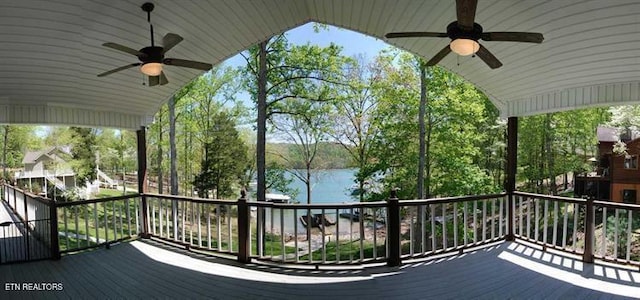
[1, 0, 639, 129]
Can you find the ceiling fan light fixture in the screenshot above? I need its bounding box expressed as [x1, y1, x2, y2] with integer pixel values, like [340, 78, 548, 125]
[140, 62, 163, 76]
[450, 38, 480, 56]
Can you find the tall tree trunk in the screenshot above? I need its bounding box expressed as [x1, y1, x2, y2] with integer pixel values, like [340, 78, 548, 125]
[121, 133, 126, 195]
[417, 61, 426, 199]
[169, 95, 179, 238]
[183, 129, 188, 196]
[157, 112, 164, 194]
[256, 39, 269, 254]
[545, 114, 556, 195]
[257, 39, 268, 201]
[306, 164, 312, 204]
[415, 61, 430, 252]
[2, 126, 9, 180]
[169, 95, 178, 195]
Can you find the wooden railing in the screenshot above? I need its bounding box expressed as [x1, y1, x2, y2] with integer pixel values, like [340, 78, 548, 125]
[250, 199, 389, 264]
[2, 185, 58, 262]
[513, 192, 640, 267]
[56, 194, 142, 253]
[398, 193, 508, 259]
[144, 193, 237, 254]
[2, 183, 639, 268]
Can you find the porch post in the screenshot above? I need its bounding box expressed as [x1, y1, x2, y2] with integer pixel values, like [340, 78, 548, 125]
[386, 188, 401, 267]
[506, 117, 518, 241]
[583, 197, 595, 263]
[237, 189, 251, 263]
[49, 199, 60, 260]
[137, 126, 150, 238]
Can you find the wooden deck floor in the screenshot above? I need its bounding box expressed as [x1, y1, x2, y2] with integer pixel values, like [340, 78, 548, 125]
[0, 239, 638, 299]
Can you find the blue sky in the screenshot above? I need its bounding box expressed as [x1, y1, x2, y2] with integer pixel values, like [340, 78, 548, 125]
[223, 23, 389, 67]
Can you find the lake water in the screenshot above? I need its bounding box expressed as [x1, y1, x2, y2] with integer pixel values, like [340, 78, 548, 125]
[263, 168, 384, 235]
[283, 169, 357, 204]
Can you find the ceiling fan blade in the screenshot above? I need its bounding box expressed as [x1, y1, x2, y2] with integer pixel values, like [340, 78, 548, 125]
[385, 32, 448, 39]
[426, 45, 452, 66]
[97, 63, 141, 77]
[456, 0, 478, 29]
[475, 44, 502, 69]
[162, 33, 183, 54]
[102, 43, 144, 57]
[164, 58, 212, 71]
[481, 32, 544, 43]
[159, 71, 169, 85]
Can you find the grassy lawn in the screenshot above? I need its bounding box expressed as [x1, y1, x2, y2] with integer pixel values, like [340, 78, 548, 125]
[57, 198, 139, 252]
[299, 240, 385, 261]
[93, 188, 138, 198]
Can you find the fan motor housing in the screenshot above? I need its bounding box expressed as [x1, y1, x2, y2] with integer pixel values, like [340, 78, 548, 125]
[447, 21, 483, 41]
[139, 46, 163, 63]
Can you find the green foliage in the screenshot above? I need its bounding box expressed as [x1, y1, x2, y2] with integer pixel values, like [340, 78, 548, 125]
[1, 125, 42, 176]
[366, 50, 500, 200]
[606, 212, 640, 259]
[518, 108, 609, 193]
[60, 187, 85, 202]
[265, 163, 299, 200]
[243, 33, 352, 203]
[97, 129, 136, 177]
[193, 111, 248, 199]
[69, 127, 97, 184]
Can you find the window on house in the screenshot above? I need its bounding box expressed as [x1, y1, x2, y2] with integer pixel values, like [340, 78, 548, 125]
[624, 155, 638, 169]
[622, 189, 636, 204]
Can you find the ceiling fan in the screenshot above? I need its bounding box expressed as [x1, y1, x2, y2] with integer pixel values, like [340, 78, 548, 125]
[97, 2, 212, 86]
[385, 0, 544, 69]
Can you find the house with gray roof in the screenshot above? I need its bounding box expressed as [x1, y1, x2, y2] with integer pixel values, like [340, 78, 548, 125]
[15, 146, 76, 195]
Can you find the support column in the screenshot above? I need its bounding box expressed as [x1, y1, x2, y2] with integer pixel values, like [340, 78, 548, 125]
[387, 188, 401, 267]
[49, 199, 60, 260]
[505, 117, 518, 241]
[237, 189, 251, 263]
[583, 197, 595, 263]
[137, 126, 150, 238]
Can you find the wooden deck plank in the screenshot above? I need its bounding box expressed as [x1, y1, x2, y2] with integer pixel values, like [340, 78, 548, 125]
[0, 240, 638, 299]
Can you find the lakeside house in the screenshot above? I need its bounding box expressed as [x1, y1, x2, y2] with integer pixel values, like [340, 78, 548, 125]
[14, 146, 76, 195]
[575, 126, 640, 204]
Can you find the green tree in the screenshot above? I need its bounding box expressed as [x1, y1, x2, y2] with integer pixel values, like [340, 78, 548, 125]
[272, 98, 332, 204]
[265, 162, 299, 201]
[1, 125, 41, 180]
[329, 54, 380, 202]
[193, 111, 248, 199]
[242, 33, 349, 202]
[518, 108, 609, 194]
[368, 50, 499, 200]
[69, 127, 97, 184]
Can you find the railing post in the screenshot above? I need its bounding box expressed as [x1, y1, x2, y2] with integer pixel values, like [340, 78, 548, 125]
[237, 189, 251, 263]
[583, 197, 594, 263]
[387, 188, 401, 267]
[49, 199, 60, 260]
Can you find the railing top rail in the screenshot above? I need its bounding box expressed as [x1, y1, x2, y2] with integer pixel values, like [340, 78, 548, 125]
[3, 183, 53, 205]
[143, 193, 236, 204]
[398, 193, 507, 206]
[251, 200, 388, 209]
[56, 193, 141, 207]
[513, 191, 586, 204]
[593, 199, 640, 211]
